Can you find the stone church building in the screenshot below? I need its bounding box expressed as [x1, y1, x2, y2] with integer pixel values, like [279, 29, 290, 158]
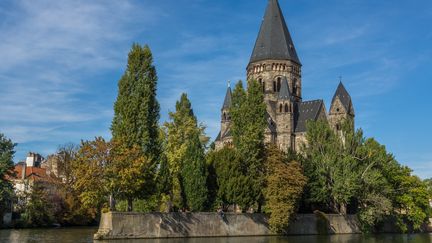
[215, 0, 355, 151]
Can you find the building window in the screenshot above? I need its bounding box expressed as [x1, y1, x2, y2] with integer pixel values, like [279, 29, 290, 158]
[273, 81, 277, 92]
[292, 79, 297, 95]
[336, 124, 341, 131]
[285, 104, 289, 112]
[279, 104, 283, 113]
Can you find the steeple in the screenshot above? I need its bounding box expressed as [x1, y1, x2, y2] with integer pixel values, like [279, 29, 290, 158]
[222, 85, 232, 110]
[250, 0, 301, 65]
[331, 82, 352, 112]
[278, 77, 291, 100]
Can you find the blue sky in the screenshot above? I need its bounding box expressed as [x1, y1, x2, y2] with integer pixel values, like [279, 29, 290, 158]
[0, 0, 431, 179]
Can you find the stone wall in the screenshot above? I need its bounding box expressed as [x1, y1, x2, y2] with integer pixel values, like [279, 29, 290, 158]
[94, 212, 361, 240]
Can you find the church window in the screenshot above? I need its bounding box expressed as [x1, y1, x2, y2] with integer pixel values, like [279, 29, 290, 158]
[285, 104, 289, 112]
[279, 104, 283, 113]
[292, 79, 297, 95]
[223, 112, 227, 121]
[336, 124, 341, 131]
[273, 81, 277, 92]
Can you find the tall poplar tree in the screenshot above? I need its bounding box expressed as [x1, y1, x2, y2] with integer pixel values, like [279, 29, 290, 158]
[230, 80, 267, 210]
[111, 43, 160, 159]
[165, 93, 207, 211]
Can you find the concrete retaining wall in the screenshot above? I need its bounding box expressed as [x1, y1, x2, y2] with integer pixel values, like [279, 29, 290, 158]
[94, 212, 361, 240]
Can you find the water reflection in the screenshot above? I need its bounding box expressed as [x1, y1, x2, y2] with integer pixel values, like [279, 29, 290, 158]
[0, 228, 431, 243]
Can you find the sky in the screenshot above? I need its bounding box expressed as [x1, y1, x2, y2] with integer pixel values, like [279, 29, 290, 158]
[0, 0, 431, 179]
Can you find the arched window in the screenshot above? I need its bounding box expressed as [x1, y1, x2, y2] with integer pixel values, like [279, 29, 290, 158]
[336, 123, 341, 131]
[285, 104, 289, 113]
[292, 79, 297, 95]
[223, 112, 227, 121]
[277, 77, 281, 92]
[279, 104, 283, 113]
[273, 81, 277, 92]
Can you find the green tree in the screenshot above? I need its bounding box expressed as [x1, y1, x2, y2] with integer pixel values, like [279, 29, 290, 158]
[21, 183, 54, 227]
[264, 146, 307, 233]
[301, 120, 361, 214]
[0, 133, 15, 221]
[230, 80, 267, 211]
[181, 135, 208, 211]
[164, 93, 206, 210]
[109, 140, 157, 211]
[111, 43, 160, 159]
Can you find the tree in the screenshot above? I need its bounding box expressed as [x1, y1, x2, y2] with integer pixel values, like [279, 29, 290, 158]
[109, 140, 157, 211]
[111, 43, 160, 159]
[0, 133, 15, 221]
[301, 120, 431, 232]
[21, 183, 54, 227]
[72, 137, 111, 216]
[181, 135, 208, 211]
[301, 120, 361, 214]
[229, 80, 267, 211]
[264, 146, 307, 233]
[164, 93, 207, 210]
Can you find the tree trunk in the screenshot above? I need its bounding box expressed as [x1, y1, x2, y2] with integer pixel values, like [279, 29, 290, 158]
[127, 198, 133, 212]
[109, 194, 116, 212]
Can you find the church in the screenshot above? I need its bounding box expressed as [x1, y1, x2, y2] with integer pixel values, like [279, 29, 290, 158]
[215, 0, 355, 152]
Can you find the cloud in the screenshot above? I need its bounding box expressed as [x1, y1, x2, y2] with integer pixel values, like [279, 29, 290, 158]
[0, 0, 160, 158]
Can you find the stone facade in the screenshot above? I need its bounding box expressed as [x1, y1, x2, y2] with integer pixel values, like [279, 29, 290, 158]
[215, 0, 354, 152]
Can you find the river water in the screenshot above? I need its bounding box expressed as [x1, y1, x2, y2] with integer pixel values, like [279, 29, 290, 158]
[0, 227, 431, 243]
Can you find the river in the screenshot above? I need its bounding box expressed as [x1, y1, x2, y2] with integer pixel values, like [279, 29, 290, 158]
[0, 227, 431, 243]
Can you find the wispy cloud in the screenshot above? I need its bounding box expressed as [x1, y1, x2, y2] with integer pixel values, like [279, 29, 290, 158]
[0, 0, 160, 159]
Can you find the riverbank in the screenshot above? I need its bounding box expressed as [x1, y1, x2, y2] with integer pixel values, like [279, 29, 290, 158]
[93, 212, 362, 240]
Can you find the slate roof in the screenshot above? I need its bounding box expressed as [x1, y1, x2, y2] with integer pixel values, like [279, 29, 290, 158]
[331, 82, 352, 111]
[278, 77, 291, 100]
[250, 0, 301, 65]
[222, 86, 232, 110]
[294, 100, 324, 133]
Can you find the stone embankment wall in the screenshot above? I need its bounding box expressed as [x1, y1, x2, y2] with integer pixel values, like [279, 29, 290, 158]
[94, 212, 361, 240]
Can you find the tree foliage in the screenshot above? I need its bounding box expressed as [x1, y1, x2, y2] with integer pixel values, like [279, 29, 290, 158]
[302, 119, 431, 232]
[164, 93, 207, 211]
[264, 146, 307, 233]
[229, 80, 267, 210]
[0, 133, 15, 218]
[111, 43, 160, 159]
[181, 135, 208, 211]
[72, 137, 111, 214]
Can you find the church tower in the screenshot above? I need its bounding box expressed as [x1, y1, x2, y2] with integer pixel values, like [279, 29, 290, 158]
[247, 0, 302, 107]
[328, 82, 355, 131]
[275, 77, 294, 151]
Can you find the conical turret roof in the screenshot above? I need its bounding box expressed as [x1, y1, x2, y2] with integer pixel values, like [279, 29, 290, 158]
[250, 0, 301, 65]
[222, 86, 232, 110]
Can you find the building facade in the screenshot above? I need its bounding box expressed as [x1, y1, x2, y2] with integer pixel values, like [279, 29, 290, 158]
[215, 0, 355, 151]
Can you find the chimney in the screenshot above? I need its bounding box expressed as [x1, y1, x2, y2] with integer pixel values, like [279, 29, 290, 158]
[21, 163, 26, 180]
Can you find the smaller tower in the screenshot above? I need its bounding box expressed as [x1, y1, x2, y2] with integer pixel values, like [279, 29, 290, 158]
[275, 77, 294, 151]
[215, 82, 233, 150]
[221, 84, 232, 138]
[329, 82, 355, 132]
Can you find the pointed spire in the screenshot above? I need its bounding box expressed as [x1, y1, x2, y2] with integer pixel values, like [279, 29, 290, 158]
[250, 0, 301, 65]
[278, 77, 291, 100]
[332, 82, 352, 111]
[222, 83, 232, 110]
